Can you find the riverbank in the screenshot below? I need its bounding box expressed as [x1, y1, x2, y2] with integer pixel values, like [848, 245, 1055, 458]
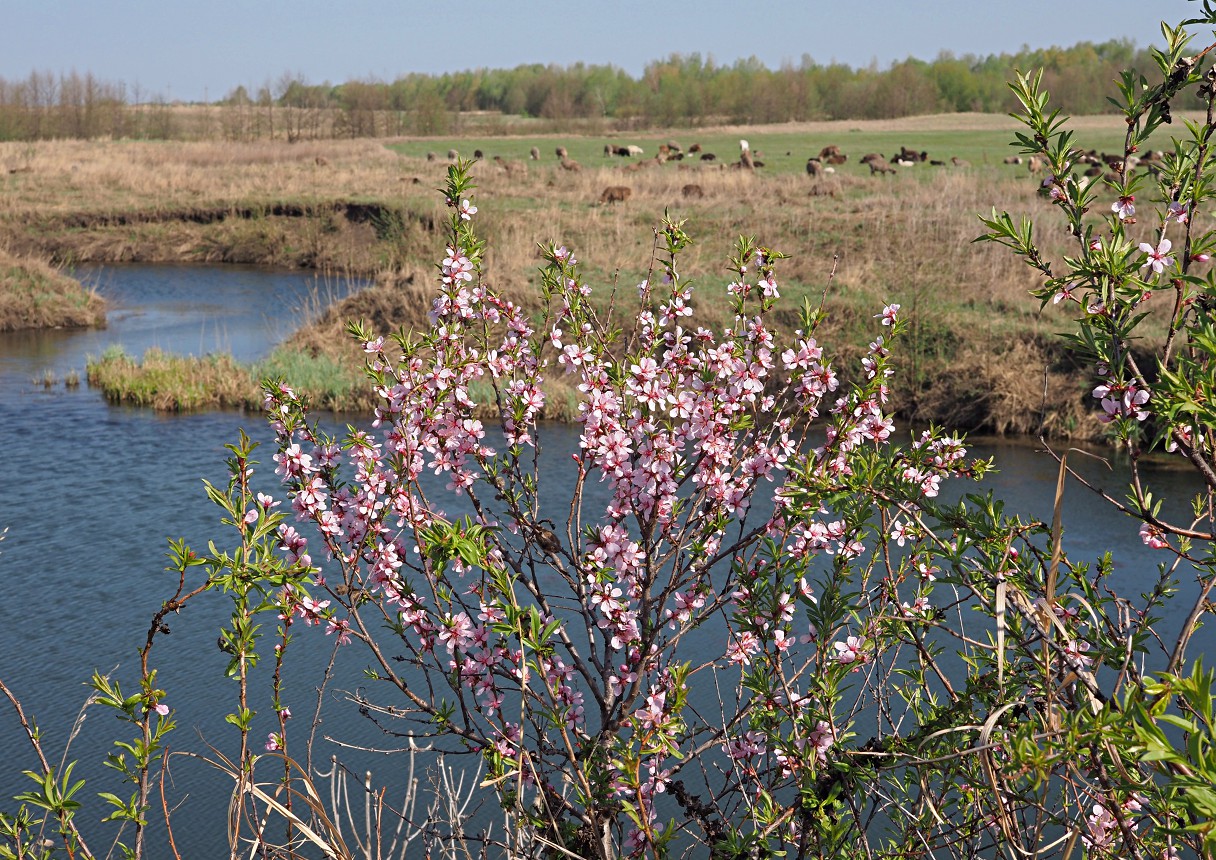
[0, 248, 105, 331]
[0, 122, 1152, 439]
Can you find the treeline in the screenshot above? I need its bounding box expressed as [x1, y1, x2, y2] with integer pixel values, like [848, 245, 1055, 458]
[0, 39, 1166, 141]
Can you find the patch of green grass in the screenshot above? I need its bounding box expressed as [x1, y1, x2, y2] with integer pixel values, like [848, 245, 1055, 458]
[256, 346, 369, 412]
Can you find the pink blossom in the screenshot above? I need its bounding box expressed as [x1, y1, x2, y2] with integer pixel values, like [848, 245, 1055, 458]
[1063, 639, 1093, 669]
[809, 720, 835, 763]
[1111, 195, 1135, 221]
[458, 199, 477, 221]
[833, 635, 868, 666]
[1139, 239, 1174, 274]
[1093, 381, 1150, 422]
[1140, 522, 1169, 550]
[325, 616, 352, 645]
[1167, 200, 1188, 224]
[876, 303, 900, 326]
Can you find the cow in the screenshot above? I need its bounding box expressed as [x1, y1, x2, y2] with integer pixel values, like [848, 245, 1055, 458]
[825, 153, 848, 165]
[950, 156, 971, 168]
[681, 183, 704, 199]
[700, 152, 717, 162]
[556, 146, 568, 159]
[819, 144, 843, 160]
[493, 155, 526, 176]
[447, 149, 458, 160]
[560, 158, 582, 172]
[861, 153, 896, 175]
[805, 158, 823, 178]
[600, 186, 632, 204]
[625, 145, 644, 157]
[1027, 155, 1046, 174]
[529, 146, 541, 160]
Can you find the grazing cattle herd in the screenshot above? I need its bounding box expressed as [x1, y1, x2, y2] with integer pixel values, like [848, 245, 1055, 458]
[424, 136, 1153, 207]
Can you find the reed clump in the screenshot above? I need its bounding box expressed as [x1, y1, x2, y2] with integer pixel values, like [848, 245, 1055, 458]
[0, 248, 105, 331]
[87, 346, 260, 412]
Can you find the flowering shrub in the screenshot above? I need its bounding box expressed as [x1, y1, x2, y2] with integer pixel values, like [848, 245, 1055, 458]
[237, 151, 1200, 857]
[258, 166, 1011, 856]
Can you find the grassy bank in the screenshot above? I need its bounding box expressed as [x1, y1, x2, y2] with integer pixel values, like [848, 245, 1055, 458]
[4, 115, 1181, 438]
[0, 248, 105, 331]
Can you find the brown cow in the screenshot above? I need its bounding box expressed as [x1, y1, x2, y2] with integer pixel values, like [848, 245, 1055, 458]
[600, 186, 632, 204]
[556, 146, 568, 159]
[819, 144, 843, 160]
[529, 146, 541, 160]
[681, 184, 704, 199]
[493, 155, 527, 176]
[861, 153, 896, 175]
[805, 158, 823, 177]
[560, 158, 582, 172]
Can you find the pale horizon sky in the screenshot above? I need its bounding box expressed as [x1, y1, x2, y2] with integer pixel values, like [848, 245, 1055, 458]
[1, 1, 1203, 104]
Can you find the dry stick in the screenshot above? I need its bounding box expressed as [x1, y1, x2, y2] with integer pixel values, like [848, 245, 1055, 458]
[158, 752, 185, 860]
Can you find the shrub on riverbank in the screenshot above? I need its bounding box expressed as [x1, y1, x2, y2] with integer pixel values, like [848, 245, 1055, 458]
[0, 248, 105, 331]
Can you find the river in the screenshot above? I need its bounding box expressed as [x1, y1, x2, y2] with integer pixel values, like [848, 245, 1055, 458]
[0, 264, 1207, 858]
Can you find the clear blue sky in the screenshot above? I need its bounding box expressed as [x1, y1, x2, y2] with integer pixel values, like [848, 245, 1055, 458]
[0, 0, 1197, 103]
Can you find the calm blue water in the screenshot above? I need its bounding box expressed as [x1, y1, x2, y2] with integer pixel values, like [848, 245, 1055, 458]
[0, 265, 1207, 857]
